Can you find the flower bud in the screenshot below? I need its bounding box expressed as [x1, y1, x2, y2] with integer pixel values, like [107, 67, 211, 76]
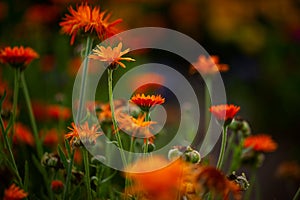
[168, 148, 183, 161]
[228, 171, 250, 191]
[41, 152, 63, 169]
[51, 180, 64, 194]
[183, 150, 201, 164]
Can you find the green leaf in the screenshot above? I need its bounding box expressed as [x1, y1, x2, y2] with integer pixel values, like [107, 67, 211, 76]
[64, 139, 71, 158]
[24, 161, 29, 191]
[57, 145, 68, 169]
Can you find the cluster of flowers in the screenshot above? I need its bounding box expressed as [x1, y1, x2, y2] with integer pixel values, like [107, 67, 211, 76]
[0, 2, 280, 200]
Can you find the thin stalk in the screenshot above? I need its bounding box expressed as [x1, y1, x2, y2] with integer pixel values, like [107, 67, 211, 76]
[83, 148, 92, 200]
[21, 72, 43, 158]
[76, 36, 93, 124]
[143, 111, 150, 154]
[11, 68, 21, 137]
[223, 132, 235, 172]
[204, 76, 212, 131]
[107, 69, 127, 166]
[216, 125, 228, 169]
[292, 187, 300, 200]
[1, 119, 23, 186]
[62, 150, 74, 200]
[244, 167, 257, 200]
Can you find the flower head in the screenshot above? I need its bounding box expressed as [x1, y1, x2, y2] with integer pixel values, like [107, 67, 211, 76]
[195, 166, 241, 200]
[209, 104, 240, 125]
[65, 122, 102, 148]
[130, 93, 165, 112]
[4, 184, 28, 200]
[42, 128, 59, 147]
[47, 105, 71, 121]
[126, 156, 188, 200]
[51, 180, 64, 194]
[117, 113, 156, 140]
[13, 123, 35, 146]
[59, 3, 122, 45]
[0, 46, 39, 69]
[190, 55, 229, 75]
[244, 134, 277, 152]
[89, 42, 135, 69]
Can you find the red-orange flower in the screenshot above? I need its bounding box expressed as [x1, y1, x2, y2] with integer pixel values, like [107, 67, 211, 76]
[42, 128, 60, 147]
[190, 55, 229, 75]
[209, 104, 240, 122]
[130, 93, 165, 111]
[13, 123, 35, 146]
[47, 105, 71, 121]
[3, 184, 28, 200]
[244, 134, 277, 152]
[117, 113, 156, 140]
[65, 122, 101, 148]
[195, 166, 241, 200]
[51, 180, 64, 194]
[59, 3, 122, 45]
[89, 42, 135, 69]
[126, 156, 188, 200]
[0, 46, 39, 69]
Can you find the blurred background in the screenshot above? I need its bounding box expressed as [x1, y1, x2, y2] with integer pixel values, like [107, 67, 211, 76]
[0, 0, 300, 199]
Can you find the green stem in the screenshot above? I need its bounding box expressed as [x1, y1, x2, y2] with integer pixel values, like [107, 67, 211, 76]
[107, 69, 127, 166]
[204, 76, 212, 132]
[143, 111, 150, 154]
[21, 72, 43, 158]
[1, 119, 23, 186]
[223, 132, 235, 172]
[83, 148, 92, 200]
[292, 186, 300, 200]
[62, 150, 74, 200]
[10, 68, 21, 137]
[76, 36, 93, 124]
[244, 167, 257, 200]
[216, 125, 228, 169]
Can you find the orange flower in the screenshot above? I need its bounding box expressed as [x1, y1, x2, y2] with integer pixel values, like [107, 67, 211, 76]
[130, 93, 165, 111]
[244, 134, 277, 152]
[126, 156, 188, 200]
[42, 128, 59, 147]
[13, 123, 35, 146]
[209, 104, 240, 123]
[89, 42, 135, 69]
[65, 122, 101, 148]
[117, 113, 156, 140]
[51, 180, 64, 194]
[190, 55, 229, 75]
[195, 166, 241, 200]
[59, 3, 122, 45]
[47, 105, 71, 121]
[3, 184, 28, 200]
[0, 46, 39, 69]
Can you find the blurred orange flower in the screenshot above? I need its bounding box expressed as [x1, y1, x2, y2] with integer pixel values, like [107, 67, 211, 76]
[13, 123, 35, 146]
[47, 105, 71, 121]
[244, 134, 277, 152]
[3, 184, 28, 200]
[89, 42, 135, 69]
[190, 55, 229, 75]
[195, 166, 241, 200]
[209, 104, 240, 122]
[0, 46, 39, 69]
[42, 128, 60, 147]
[24, 4, 60, 24]
[59, 3, 122, 45]
[51, 180, 64, 194]
[126, 156, 187, 200]
[130, 93, 165, 111]
[65, 122, 101, 148]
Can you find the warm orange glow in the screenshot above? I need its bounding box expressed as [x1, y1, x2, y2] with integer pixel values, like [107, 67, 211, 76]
[244, 134, 277, 152]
